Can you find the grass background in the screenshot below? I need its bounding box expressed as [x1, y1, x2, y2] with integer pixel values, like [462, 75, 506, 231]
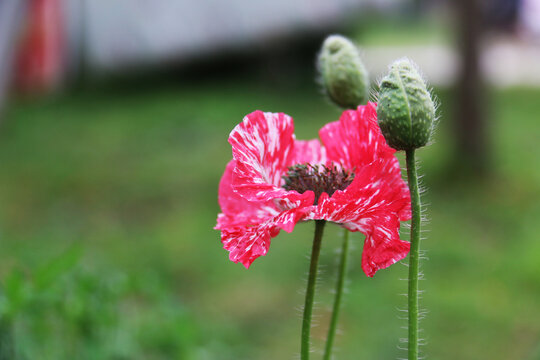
[0, 20, 539, 360]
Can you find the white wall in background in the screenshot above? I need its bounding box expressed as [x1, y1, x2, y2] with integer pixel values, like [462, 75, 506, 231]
[63, 0, 370, 70]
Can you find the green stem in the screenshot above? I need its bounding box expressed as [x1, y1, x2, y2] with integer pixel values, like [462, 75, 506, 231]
[301, 220, 326, 360]
[323, 229, 349, 360]
[406, 149, 421, 360]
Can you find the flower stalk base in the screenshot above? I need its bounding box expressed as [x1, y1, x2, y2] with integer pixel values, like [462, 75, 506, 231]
[406, 149, 421, 360]
[301, 220, 326, 360]
[323, 229, 349, 360]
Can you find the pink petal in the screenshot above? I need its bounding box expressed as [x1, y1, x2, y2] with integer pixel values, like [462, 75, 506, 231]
[229, 110, 314, 207]
[221, 209, 309, 268]
[361, 215, 410, 277]
[216, 160, 278, 230]
[319, 102, 395, 170]
[307, 156, 411, 277]
[293, 139, 327, 165]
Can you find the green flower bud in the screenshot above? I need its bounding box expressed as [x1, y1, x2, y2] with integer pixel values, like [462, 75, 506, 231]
[377, 58, 435, 151]
[318, 35, 369, 109]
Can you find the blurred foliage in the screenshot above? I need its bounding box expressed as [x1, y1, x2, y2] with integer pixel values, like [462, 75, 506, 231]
[353, 16, 452, 46]
[0, 70, 538, 358]
[0, 247, 200, 359]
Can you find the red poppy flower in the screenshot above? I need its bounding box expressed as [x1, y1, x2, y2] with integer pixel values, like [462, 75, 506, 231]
[215, 103, 411, 277]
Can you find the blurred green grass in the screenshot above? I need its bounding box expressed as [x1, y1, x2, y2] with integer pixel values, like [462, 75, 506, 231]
[353, 16, 452, 46]
[0, 77, 538, 359]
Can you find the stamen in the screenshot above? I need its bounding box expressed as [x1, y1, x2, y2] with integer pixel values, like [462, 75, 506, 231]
[282, 163, 355, 204]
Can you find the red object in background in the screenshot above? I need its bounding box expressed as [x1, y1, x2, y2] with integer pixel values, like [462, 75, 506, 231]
[14, 0, 64, 92]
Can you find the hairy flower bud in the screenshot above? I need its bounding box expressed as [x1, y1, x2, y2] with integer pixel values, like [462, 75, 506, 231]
[377, 58, 435, 151]
[318, 35, 369, 109]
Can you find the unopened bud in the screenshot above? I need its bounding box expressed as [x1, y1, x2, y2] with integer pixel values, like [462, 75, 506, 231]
[377, 58, 435, 151]
[318, 35, 369, 109]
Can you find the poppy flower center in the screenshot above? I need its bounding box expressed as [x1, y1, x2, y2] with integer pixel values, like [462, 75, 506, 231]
[282, 163, 355, 204]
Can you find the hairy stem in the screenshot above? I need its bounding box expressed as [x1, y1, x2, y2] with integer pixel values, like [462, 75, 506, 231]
[301, 220, 326, 360]
[406, 149, 421, 360]
[323, 229, 349, 360]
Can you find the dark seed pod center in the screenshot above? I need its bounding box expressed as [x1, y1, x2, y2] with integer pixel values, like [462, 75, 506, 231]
[282, 163, 355, 204]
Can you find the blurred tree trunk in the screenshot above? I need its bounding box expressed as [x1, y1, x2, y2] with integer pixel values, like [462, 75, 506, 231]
[412, 0, 425, 15]
[453, 0, 490, 177]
